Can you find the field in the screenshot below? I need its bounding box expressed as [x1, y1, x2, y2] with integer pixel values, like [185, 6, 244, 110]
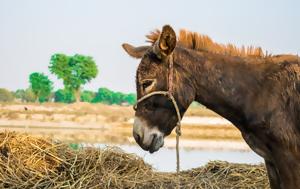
[0, 102, 247, 151]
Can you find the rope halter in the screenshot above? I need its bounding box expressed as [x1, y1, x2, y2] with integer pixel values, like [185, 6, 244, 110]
[133, 54, 182, 173]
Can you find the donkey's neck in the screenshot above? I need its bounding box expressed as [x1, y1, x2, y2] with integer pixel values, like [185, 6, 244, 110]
[175, 47, 263, 127]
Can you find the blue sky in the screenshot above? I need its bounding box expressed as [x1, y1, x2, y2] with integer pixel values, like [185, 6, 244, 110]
[0, 0, 299, 93]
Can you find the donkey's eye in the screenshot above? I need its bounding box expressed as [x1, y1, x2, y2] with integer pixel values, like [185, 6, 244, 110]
[142, 80, 153, 90]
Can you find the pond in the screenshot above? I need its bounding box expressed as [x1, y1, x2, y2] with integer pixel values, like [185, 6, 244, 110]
[84, 143, 264, 172]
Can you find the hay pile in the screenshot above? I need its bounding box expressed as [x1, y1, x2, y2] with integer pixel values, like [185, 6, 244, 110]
[0, 132, 269, 189]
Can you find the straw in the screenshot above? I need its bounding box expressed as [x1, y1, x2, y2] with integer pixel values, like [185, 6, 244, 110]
[0, 132, 269, 189]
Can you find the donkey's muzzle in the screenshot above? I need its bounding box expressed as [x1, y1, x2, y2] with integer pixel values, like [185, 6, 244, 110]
[133, 117, 164, 153]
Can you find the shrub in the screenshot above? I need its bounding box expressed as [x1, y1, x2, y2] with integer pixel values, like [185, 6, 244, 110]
[0, 88, 14, 102]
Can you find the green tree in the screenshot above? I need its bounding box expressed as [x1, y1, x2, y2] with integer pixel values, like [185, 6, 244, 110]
[54, 89, 75, 103]
[92, 88, 113, 104]
[0, 88, 14, 102]
[29, 72, 53, 103]
[81, 90, 95, 103]
[92, 88, 136, 105]
[111, 92, 124, 104]
[123, 93, 137, 105]
[49, 54, 98, 102]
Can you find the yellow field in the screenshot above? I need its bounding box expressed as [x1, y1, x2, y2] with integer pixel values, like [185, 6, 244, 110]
[0, 103, 244, 149]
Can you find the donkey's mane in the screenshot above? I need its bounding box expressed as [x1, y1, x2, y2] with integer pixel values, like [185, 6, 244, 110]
[147, 29, 268, 58]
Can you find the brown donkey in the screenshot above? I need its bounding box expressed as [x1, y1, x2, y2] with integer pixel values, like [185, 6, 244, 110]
[122, 25, 300, 189]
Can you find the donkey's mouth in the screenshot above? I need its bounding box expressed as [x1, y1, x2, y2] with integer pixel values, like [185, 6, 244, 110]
[137, 133, 164, 153]
[133, 117, 165, 153]
[148, 134, 164, 153]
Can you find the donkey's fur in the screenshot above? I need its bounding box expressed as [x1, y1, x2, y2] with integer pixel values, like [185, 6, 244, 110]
[123, 25, 300, 189]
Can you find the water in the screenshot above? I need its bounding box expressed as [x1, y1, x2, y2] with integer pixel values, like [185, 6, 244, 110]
[84, 143, 264, 172]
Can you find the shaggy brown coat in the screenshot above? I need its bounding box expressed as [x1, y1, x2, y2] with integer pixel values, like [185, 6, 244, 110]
[122, 25, 300, 189]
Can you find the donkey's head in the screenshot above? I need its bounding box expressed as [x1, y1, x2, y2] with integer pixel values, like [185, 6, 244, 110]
[122, 25, 195, 153]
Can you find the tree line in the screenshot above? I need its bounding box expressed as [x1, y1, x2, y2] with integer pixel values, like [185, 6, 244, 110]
[0, 53, 136, 105]
[0, 87, 136, 105]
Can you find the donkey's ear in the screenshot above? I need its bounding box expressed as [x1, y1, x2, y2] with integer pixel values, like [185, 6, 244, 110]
[156, 25, 177, 56]
[122, 43, 150, 59]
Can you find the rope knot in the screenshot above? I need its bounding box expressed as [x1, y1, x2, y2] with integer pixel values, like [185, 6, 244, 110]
[175, 124, 181, 136]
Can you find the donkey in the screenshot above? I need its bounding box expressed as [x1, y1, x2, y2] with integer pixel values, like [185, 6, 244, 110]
[122, 25, 300, 189]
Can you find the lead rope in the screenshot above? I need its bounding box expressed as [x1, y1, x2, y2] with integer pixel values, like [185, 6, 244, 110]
[168, 54, 181, 189]
[133, 91, 182, 187]
[168, 55, 182, 172]
[133, 54, 181, 188]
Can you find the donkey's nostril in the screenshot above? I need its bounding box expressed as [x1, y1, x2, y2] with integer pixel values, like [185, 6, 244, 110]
[133, 131, 141, 144]
[152, 133, 157, 140]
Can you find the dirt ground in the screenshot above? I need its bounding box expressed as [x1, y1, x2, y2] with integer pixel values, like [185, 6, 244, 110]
[0, 102, 247, 150]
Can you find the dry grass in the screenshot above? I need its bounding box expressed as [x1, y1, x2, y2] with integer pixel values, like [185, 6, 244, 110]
[0, 102, 219, 120]
[0, 103, 134, 123]
[0, 132, 269, 189]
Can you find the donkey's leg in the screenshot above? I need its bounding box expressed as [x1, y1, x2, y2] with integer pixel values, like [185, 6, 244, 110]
[241, 132, 280, 188]
[265, 160, 281, 189]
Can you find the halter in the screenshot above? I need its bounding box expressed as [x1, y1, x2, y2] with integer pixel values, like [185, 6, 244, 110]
[133, 54, 182, 174]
